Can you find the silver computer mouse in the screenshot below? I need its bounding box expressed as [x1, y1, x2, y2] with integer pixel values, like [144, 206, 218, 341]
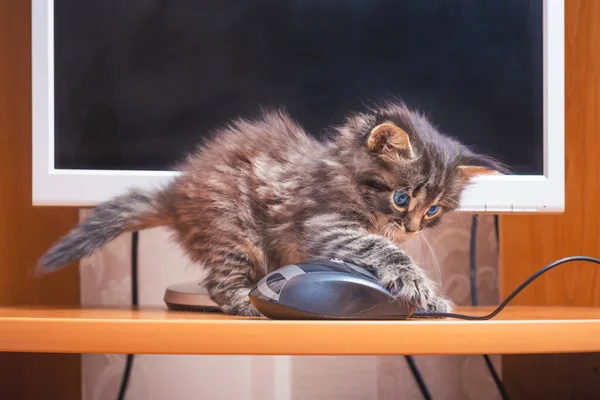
[248, 259, 414, 320]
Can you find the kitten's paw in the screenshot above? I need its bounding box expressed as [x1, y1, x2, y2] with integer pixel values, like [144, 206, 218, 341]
[421, 296, 454, 314]
[380, 264, 437, 310]
[223, 302, 261, 316]
[215, 288, 262, 316]
[237, 305, 261, 317]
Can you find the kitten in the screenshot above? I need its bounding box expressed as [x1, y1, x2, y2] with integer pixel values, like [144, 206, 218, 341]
[37, 102, 503, 316]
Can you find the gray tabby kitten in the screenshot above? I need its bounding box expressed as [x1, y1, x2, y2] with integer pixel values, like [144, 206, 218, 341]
[38, 103, 502, 316]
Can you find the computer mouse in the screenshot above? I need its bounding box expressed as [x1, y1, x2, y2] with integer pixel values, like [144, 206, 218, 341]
[248, 259, 415, 320]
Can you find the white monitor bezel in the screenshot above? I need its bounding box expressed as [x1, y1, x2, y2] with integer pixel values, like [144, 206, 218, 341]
[32, 0, 564, 212]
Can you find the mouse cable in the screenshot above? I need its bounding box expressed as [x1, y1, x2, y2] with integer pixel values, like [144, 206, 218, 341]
[493, 215, 500, 248]
[117, 231, 139, 400]
[469, 214, 479, 306]
[468, 215, 510, 400]
[412, 255, 600, 320]
[404, 355, 433, 400]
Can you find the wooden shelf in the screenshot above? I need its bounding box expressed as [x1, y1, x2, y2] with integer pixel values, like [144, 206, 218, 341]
[1, 306, 600, 355]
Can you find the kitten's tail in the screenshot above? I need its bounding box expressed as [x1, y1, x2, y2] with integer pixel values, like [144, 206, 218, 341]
[36, 187, 173, 274]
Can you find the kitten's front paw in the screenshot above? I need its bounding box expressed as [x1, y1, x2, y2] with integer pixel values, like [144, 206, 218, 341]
[380, 264, 437, 310]
[421, 296, 454, 314]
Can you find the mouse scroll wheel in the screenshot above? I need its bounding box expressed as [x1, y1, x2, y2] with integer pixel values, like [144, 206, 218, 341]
[265, 272, 287, 294]
[330, 260, 378, 280]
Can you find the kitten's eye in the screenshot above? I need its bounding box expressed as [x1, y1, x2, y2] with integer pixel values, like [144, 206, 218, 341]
[393, 191, 410, 207]
[426, 205, 440, 216]
[365, 180, 391, 191]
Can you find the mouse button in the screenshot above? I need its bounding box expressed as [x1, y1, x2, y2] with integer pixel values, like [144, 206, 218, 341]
[296, 259, 377, 280]
[250, 266, 302, 302]
[279, 272, 391, 317]
[311, 259, 379, 282]
[263, 272, 287, 295]
[294, 260, 349, 274]
[342, 262, 378, 280]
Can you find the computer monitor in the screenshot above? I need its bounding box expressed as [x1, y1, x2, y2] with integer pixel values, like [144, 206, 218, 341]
[32, 0, 564, 212]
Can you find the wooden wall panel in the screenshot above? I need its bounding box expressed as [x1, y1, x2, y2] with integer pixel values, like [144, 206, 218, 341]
[500, 1, 600, 399]
[0, 1, 81, 399]
[501, 1, 600, 306]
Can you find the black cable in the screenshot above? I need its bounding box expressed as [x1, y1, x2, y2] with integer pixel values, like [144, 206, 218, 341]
[130, 231, 139, 306]
[117, 356, 135, 400]
[469, 215, 479, 306]
[468, 215, 510, 400]
[493, 215, 500, 247]
[117, 231, 139, 400]
[405, 356, 433, 400]
[412, 256, 600, 320]
[482, 354, 508, 400]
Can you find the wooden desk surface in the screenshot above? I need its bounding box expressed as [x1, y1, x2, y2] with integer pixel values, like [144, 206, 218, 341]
[1, 306, 600, 355]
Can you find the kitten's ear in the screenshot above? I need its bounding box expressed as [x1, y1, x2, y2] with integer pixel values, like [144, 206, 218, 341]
[367, 123, 414, 159]
[457, 153, 507, 184]
[456, 165, 497, 184]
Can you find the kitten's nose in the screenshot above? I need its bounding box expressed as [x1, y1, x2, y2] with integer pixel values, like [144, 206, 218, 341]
[404, 221, 420, 233]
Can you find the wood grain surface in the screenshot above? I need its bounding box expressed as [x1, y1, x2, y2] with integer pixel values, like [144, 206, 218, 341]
[0, 1, 80, 399]
[1, 306, 600, 355]
[500, 0, 600, 309]
[499, 1, 600, 399]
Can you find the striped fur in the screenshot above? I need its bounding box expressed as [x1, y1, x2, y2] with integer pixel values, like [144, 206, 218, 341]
[37, 103, 504, 315]
[38, 188, 172, 273]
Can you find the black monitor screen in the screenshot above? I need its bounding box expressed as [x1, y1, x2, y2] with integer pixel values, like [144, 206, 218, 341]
[54, 0, 543, 174]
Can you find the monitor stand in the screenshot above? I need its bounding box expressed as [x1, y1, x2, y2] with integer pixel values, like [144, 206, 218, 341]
[163, 281, 221, 313]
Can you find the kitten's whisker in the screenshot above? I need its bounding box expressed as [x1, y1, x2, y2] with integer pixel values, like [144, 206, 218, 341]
[445, 199, 477, 219]
[367, 212, 378, 229]
[381, 225, 387, 236]
[414, 233, 422, 266]
[442, 198, 476, 227]
[382, 224, 394, 241]
[381, 224, 392, 241]
[453, 210, 468, 227]
[420, 233, 442, 290]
